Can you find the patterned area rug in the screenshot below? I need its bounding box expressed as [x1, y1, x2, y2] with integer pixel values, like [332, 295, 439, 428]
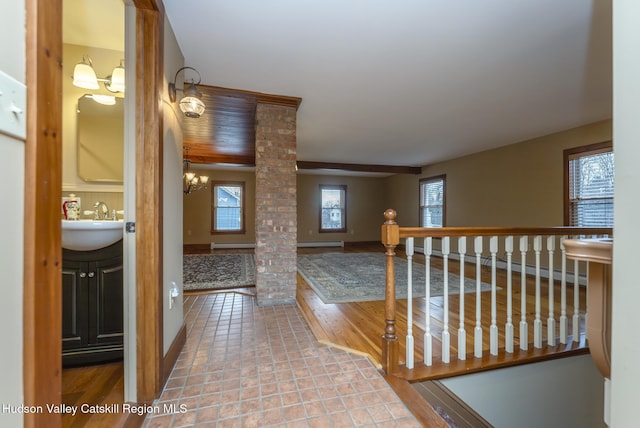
[297, 252, 493, 304]
[184, 253, 255, 291]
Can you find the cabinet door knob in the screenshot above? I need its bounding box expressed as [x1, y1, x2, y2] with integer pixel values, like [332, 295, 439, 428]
[80, 272, 86, 278]
[88, 272, 95, 278]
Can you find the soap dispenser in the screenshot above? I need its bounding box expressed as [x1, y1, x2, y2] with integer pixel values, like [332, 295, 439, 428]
[62, 194, 81, 220]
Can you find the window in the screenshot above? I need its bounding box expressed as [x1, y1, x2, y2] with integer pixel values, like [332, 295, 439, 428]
[419, 175, 445, 227]
[211, 182, 245, 234]
[320, 185, 347, 233]
[564, 142, 614, 227]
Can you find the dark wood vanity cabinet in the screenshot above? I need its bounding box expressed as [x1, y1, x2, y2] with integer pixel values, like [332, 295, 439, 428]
[62, 240, 123, 366]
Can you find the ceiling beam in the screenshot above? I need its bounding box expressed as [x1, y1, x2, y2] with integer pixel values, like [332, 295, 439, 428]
[186, 152, 256, 166]
[296, 161, 422, 175]
[199, 84, 302, 110]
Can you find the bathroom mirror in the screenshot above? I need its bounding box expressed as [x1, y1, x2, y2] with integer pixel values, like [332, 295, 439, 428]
[77, 94, 124, 182]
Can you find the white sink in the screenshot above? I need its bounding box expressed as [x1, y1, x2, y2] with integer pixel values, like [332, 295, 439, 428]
[62, 220, 124, 251]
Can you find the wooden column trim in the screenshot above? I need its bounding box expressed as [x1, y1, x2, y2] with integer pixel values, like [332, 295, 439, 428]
[134, 1, 164, 402]
[24, 0, 63, 426]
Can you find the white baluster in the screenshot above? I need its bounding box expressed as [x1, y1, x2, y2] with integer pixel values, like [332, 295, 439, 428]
[505, 236, 514, 353]
[490, 236, 498, 356]
[405, 237, 414, 369]
[572, 258, 580, 342]
[583, 238, 594, 334]
[520, 236, 528, 351]
[559, 236, 568, 344]
[442, 237, 451, 363]
[534, 236, 542, 349]
[424, 237, 433, 366]
[458, 236, 467, 360]
[547, 236, 556, 345]
[474, 236, 483, 358]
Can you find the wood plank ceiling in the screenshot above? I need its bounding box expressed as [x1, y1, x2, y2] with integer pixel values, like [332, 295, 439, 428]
[182, 85, 301, 166]
[182, 85, 421, 174]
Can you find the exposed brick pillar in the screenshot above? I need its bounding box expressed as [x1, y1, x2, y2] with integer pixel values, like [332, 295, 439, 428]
[254, 103, 297, 306]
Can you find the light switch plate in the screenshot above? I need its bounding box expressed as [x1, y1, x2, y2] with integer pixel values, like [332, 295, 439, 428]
[0, 71, 27, 140]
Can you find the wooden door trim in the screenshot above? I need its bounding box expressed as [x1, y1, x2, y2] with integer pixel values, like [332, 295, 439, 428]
[24, 0, 63, 426]
[133, 0, 165, 402]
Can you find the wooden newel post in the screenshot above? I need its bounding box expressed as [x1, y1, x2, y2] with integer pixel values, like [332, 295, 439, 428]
[381, 209, 400, 374]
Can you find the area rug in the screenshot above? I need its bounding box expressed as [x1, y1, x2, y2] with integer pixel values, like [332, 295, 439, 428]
[297, 252, 493, 304]
[184, 253, 255, 291]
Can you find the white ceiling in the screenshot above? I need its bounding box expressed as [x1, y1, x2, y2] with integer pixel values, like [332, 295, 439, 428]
[163, 0, 611, 168]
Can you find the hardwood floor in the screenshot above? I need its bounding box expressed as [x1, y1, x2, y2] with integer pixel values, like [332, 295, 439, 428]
[61, 362, 128, 428]
[296, 243, 589, 381]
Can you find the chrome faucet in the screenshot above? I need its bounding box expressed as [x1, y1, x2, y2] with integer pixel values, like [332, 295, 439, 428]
[93, 201, 111, 220]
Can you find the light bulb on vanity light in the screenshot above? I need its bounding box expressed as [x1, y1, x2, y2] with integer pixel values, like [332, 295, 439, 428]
[87, 94, 116, 106]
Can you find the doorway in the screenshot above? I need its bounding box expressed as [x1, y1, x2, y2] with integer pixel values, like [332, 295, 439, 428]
[60, 0, 127, 411]
[25, 0, 164, 426]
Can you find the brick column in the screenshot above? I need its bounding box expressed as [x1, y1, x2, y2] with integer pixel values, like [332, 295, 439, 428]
[254, 103, 297, 306]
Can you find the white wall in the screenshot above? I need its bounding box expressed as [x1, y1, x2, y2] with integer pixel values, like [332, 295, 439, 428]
[611, 1, 640, 426]
[441, 355, 605, 428]
[162, 15, 185, 354]
[0, 1, 25, 427]
[122, 0, 138, 403]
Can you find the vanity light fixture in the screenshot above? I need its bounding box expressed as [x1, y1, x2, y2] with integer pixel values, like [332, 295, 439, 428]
[183, 147, 209, 195]
[72, 56, 99, 90]
[72, 55, 125, 93]
[86, 94, 117, 106]
[105, 60, 125, 93]
[168, 66, 206, 118]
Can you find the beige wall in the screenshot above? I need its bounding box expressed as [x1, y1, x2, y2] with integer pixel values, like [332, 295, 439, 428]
[183, 120, 611, 245]
[183, 169, 257, 245]
[385, 119, 612, 227]
[183, 170, 390, 245]
[297, 174, 388, 243]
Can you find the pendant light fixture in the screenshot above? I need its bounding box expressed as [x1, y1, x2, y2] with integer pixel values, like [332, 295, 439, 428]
[183, 147, 209, 194]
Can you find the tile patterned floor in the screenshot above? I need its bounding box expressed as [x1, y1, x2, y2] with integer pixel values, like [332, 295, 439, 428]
[143, 292, 421, 427]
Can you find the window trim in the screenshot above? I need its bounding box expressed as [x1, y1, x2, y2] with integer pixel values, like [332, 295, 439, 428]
[419, 175, 446, 227]
[210, 181, 246, 235]
[319, 184, 347, 233]
[563, 141, 613, 226]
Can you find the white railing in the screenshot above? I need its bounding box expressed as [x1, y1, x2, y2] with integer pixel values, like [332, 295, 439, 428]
[381, 209, 612, 375]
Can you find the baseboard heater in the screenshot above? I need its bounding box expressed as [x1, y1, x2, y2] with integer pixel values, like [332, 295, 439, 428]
[210, 241, 344, 249]
[297, 241, 344, 248]
[210, 242, 256, 250]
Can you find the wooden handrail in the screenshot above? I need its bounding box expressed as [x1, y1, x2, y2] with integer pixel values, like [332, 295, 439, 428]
[398, 226, 612, 239]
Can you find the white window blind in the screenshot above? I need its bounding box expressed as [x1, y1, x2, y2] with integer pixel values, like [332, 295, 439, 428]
[568, 151, 614, 227]
[420, 177, 444, 227]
